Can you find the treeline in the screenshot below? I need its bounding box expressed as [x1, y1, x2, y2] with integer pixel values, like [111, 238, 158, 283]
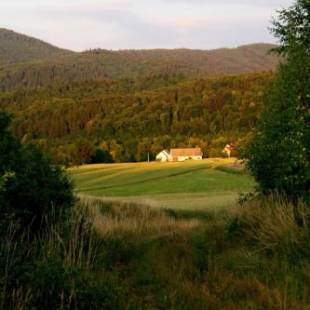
[1, 72, 274, 165]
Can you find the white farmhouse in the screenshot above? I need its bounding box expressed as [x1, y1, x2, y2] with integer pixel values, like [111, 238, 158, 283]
[156, 148, 203, 162]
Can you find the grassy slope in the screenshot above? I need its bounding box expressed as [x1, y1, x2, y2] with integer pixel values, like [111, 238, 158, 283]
[69, 158, 255, 211]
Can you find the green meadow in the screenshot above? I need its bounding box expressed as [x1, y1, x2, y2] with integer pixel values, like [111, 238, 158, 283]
[69, 158, 255, 211]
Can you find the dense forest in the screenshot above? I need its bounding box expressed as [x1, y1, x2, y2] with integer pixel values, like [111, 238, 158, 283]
[1, 71, 274, 164]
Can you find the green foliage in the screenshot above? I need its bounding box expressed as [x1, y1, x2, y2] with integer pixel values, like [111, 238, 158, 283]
[0, 112, 73, 232]
[0, 112, 21, 175]
[91, 148, 114, 164]
[245, 60, 309, 199]
[271, 0, 310, 56]
[244, 1, 310, 200]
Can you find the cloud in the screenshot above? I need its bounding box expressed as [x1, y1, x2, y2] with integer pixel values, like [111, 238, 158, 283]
[165, 0, 292, 6]
[32, 4, 179, 49]
[0, 0, 294, 50]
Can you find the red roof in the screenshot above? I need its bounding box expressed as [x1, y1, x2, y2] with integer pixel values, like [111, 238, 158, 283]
[170, 148, 203, 157]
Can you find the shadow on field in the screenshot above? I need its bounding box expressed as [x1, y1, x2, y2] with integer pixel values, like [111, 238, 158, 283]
[81, 165, 208, 192]
[164, 207, 228, 221]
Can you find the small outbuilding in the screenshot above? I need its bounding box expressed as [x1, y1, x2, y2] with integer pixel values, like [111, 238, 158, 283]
[223, 144, 236, 158]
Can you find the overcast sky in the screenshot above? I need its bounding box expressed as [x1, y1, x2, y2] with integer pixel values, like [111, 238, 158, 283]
[0, 0, 293, 51]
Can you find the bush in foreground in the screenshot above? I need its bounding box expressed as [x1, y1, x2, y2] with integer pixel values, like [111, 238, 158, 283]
[0, 111, 73, 233]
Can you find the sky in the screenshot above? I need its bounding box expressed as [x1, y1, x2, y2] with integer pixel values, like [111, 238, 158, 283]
[0, 0, 294, 51]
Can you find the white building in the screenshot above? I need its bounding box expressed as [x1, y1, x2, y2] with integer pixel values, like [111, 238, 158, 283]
[223, 144, 236, 158]
[156, 150, 171, 162]
[156, 148, 203, 162]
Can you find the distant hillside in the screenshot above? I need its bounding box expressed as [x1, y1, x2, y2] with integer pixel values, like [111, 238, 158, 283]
[0, 28, 72, 67]
[0, 71, 274, 164]
[0, 29, 279, 90]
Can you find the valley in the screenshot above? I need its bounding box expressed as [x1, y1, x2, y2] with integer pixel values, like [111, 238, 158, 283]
[0, 4, 309, 306]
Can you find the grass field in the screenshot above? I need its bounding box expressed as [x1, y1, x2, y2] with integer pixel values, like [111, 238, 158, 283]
[69, 158, 256, 211]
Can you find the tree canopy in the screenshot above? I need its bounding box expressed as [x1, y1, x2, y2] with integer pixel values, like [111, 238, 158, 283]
[245, 0, 310, 200]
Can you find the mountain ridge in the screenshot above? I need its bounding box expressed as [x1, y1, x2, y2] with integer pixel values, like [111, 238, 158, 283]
[0, 28, 73, 67]
[0, 29, 280, 91]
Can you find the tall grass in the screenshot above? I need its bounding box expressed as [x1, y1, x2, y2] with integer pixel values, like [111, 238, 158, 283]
[0, 207, 129, 309]
[232, 195, 310, 258]
[78, 195, 201, 237]
[1, 195, 309, 309]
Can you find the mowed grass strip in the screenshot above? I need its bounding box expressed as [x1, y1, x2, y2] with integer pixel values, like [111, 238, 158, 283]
[69, 159, 256, 210]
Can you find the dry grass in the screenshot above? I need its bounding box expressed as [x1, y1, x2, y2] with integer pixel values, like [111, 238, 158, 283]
[41, 212, 99, 270]
[0, 210, 106, 309]
[2, 195, 310, 309]
[235, 196, 310, 255]
[77, 195, 201, 237]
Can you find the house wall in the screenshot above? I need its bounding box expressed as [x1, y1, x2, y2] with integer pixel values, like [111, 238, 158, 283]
[157, 151, 203, 162]
[175, 156, 202, 162]
[156, 152, 171, 162]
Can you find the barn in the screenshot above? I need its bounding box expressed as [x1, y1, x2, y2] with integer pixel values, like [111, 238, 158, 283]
[170, 148, 203, 161]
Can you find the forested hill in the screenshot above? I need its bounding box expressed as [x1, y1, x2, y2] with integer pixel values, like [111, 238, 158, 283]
[0, 28, 72, 67]
[0, 72, 274, 164]
[0, 29, 279, 90]
[0, 29, 279, 165]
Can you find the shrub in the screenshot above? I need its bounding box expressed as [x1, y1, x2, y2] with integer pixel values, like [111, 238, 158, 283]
[71, 139, 96, 165]
[91, 148, 113, 164]
[0, 112, 74, 233]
